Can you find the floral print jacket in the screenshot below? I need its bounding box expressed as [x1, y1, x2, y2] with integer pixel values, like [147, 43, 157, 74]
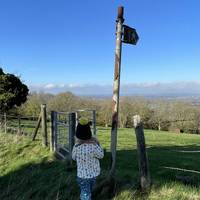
[72, 143, 104, 178]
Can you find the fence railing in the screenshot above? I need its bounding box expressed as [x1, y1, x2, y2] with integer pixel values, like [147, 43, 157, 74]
[0, 113, 42, 135]
[0, 107, 97, 163]
[0, 104, 50, 148]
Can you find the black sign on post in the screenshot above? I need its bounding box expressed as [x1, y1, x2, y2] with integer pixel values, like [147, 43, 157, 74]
[122, 25, 139, 45]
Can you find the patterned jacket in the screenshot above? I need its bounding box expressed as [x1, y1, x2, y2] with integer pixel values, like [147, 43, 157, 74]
[72, 143, 104, 178]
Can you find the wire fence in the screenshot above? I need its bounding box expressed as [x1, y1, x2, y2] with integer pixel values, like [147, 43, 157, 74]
[0, 112, 50, 138]
[145, 118, 200, 134]
[56, 114, 70, 150]
[1, 109, 199, 140]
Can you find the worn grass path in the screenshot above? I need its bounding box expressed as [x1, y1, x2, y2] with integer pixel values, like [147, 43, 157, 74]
[1, 128, 200, 199]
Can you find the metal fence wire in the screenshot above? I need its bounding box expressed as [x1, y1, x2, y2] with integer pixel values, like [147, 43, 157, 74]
[56, 112, 70, 150]
[0, 113, 44, 136]
[51, 111, 76, 160]
[51, 110, 96, 160]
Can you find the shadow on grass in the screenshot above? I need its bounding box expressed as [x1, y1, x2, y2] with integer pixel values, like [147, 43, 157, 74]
[95, 145, 200, 199]
[0, 157, 79, 200]
[1, 145, 200, 200]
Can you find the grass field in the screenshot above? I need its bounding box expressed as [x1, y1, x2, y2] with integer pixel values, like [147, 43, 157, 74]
[1, 128, 200, 200]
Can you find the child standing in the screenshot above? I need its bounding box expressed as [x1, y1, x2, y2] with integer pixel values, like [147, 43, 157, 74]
[72, 117, 104, 200]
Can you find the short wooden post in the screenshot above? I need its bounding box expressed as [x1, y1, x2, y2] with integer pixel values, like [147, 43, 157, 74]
[41, 104, 48, 147]
[92, 110, 96, 135]
[69, 112, 76, 163]
[50, 111, 55, 152]
[133, 115, 151, 191]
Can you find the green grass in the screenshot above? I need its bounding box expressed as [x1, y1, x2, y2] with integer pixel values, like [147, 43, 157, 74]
[96, 128, 200, 200]
[1, 128, 200, 199]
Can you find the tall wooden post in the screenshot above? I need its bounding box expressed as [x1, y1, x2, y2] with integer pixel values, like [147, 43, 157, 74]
[53, 111, 58, 151]
[133, 115, 151, 191]
[69, 112, 76, 164]
[109, 6, 124, 177]
[41, 104, 48, 147]
[50, 111, 55, 152]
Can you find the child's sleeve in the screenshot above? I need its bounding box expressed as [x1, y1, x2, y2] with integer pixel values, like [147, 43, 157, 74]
[72, 146, 76, 161]
[93, 144, 104, 159]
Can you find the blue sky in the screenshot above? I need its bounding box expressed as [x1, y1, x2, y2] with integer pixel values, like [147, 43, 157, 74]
[1, 0, 200, 95]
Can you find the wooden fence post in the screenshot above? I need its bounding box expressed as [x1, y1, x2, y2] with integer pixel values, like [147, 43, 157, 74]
[41, 104, 48, 147]
[133, 115, 151, 191]
[69, 112, 76, 163]
[53, 111, 58, 151]
[50, 111, 55, 152]
[92, 110, 96, 136]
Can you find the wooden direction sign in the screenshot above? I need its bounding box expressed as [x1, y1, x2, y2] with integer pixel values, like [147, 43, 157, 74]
[122, 25, 139, 45]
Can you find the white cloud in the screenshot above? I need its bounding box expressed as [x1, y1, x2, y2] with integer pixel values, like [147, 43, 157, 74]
[44, 84, 56, 89]
[29, 81, 200, 96]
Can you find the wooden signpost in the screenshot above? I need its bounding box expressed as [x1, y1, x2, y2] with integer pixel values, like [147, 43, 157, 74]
[109, 6, 139, 178]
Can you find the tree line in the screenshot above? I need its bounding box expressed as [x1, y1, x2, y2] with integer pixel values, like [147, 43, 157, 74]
[1, 68, 199, 134]
[13, 92, 200, 134]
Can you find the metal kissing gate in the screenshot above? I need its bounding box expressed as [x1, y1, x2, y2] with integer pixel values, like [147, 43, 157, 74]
[51, 111, 76, 160]
[50, 110, 96, 160]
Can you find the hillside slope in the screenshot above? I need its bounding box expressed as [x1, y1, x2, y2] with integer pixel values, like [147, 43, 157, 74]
[1, 129, 200, 199]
